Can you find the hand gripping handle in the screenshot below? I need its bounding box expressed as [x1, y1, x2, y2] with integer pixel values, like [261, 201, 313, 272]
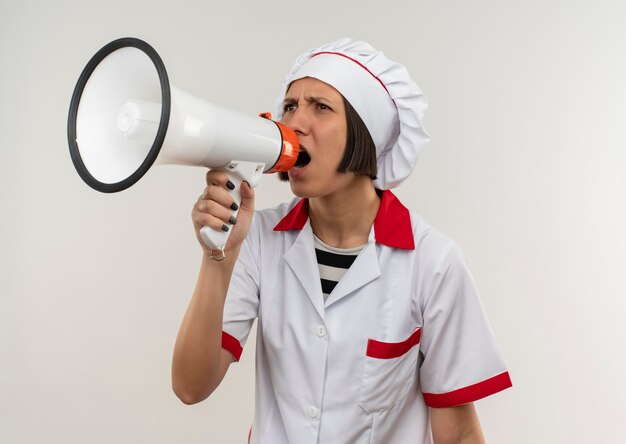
[199, 161, 264, 251]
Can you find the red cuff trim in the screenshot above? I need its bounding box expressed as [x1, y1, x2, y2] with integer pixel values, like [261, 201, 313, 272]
[366, 327, 421, 359]
[423, 371, 512, 408]
[221, 331, 243, 362]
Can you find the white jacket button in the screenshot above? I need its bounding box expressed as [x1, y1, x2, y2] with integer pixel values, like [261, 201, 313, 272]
[315, 325, 327, 337]
[306, 406, 319, 418]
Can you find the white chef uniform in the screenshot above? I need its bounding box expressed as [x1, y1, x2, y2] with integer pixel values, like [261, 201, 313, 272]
[221, 190, 512, 444]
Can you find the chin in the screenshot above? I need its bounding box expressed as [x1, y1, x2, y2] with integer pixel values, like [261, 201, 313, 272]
[289, 182, 312, 199]
[288, 179, 322, 199]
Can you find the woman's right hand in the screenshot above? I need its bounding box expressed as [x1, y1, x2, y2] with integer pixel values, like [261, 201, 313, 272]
[192, 169, 255, 257]
[175, 169, 253, 404]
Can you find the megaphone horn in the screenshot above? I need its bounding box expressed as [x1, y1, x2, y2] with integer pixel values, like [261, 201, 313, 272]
[68, 37, 299, 251]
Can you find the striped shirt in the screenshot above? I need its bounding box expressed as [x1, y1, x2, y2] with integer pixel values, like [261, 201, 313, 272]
[313, 235, 365, 301]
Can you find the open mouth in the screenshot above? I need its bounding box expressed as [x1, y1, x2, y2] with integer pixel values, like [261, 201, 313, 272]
[293, 149, 311, 168]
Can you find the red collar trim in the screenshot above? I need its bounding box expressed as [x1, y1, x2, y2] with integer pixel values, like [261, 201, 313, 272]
[273, 190, 414, 250]
[273, 198, 310, 232]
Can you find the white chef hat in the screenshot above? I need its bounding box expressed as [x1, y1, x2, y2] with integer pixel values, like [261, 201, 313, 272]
[275, 38, 430, 189]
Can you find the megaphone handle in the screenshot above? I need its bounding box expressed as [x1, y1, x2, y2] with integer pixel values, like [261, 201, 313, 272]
[199, 162, 263, 251]
[198, 176, 242, 252]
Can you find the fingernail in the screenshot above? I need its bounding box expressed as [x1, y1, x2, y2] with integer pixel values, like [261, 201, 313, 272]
[221, 224, 230, 232]
[230, 202, 239, 211]
[226, 180, 235, 190]
[229, 216, 237, 225]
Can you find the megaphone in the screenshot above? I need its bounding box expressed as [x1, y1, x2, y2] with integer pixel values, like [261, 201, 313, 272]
[68, 37, 299, 251]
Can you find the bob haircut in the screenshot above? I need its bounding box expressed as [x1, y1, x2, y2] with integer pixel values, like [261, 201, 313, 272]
[278, 95, 377, 182]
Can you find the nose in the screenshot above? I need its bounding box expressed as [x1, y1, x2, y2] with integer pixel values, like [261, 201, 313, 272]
[280, 107, 309, 136]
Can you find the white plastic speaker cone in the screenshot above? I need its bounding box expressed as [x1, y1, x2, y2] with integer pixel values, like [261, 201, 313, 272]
[68, 37, 299, 250]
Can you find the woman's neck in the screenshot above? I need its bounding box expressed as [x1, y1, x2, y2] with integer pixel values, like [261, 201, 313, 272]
[308, 178, 380, 249]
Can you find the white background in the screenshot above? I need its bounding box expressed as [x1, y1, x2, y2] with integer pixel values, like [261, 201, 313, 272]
[1, 0, 625, 442]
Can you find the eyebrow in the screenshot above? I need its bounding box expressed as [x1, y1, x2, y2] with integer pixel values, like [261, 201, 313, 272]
[283, 95, 334, 105]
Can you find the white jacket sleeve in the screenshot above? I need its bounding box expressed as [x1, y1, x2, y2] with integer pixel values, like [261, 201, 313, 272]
[418, 240, 512, 408]
[221, 214, 261, 362]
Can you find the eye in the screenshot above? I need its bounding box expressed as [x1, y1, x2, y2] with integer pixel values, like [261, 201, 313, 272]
[283, 103, 297, 113]
[316, 103, 332, 111]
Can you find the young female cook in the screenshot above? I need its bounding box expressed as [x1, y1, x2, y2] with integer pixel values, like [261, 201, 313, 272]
[173, 38, 512, 444]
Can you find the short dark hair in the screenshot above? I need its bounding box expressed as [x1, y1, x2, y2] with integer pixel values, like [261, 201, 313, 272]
[278, 96, 377, 182]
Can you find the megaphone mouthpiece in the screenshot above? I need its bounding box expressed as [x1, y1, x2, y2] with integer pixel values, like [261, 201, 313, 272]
[116, 100, 161, 145]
